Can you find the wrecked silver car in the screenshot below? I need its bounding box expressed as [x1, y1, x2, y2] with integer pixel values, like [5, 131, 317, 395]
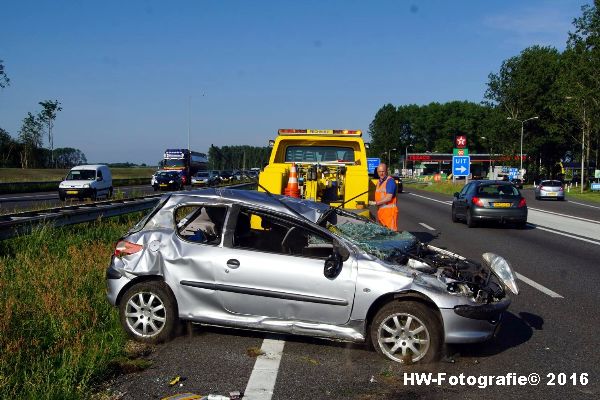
[106, 188, 518, 363]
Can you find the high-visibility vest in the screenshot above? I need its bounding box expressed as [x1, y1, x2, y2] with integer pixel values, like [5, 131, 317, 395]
[375, 176, 398, 231]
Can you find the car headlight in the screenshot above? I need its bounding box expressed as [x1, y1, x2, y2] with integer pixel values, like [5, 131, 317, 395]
[169, 180, 174, 183]
[482, 253, 519, 295]
[83, 184, 90, 188]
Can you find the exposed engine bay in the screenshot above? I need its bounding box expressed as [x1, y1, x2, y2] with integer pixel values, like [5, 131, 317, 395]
[323, 209, 518, 304]
[404, 243, 508, 304]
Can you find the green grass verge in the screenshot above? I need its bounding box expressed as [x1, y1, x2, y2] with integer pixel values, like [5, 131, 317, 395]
[0, 213, 145, 399]
[0, 167, 156, 182]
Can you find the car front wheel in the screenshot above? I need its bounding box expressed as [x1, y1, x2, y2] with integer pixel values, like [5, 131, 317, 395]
[119, 281, 177, 343]
[370, 301, 442, 364]
[451, 205, 458, 222]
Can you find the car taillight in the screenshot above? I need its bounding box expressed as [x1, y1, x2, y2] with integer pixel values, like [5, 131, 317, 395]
[114, 240, 143, 257]
[518, 198, 527, 208]
[472, 197, 484, 207]
[539, 186, 545, 191]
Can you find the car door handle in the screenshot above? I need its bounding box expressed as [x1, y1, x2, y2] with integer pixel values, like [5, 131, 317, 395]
[226, 259, 240, 269]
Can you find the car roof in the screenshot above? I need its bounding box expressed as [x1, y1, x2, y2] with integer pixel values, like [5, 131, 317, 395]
[71, 164, 107, 170]
[161, 188, 330, 223]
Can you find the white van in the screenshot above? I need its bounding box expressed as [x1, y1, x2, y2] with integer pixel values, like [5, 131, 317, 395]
[58, 165, 113, 201]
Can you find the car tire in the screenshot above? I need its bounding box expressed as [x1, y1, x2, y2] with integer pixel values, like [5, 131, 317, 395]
[516, 221, 527, 229]
[451, 205, 458, 223]
[108, 187, 113, 198]
[466, 209, 477, 228]
[153, 185, 158, 192]
[91, 189, 97, 201]
[119, 281, 177, 344]
[370, 301, 442, 364]
[59, 193, 65, 201]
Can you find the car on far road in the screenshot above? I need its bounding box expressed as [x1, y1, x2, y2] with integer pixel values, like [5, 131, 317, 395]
[191, 171, 218, 187]
[219, 170, 233, 182]
[391, 174, 403, 193]
[510, 178, 523, 189]
[452, 180, 527, 228]
[534, 180, 564, 200]
[106, 188, 518, 364]
[153, 171, 184, 191]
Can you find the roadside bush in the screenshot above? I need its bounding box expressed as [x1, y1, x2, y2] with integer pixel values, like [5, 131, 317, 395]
[0, 213, 143, 399]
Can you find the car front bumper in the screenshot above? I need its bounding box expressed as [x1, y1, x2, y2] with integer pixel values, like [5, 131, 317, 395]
[59, 187, 94, 198]
[441, 298, 510, 343]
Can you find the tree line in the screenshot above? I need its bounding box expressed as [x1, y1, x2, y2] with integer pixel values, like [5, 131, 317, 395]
[208, 144, 271, 171]
[369, 1, 599, 182]
[0, 60, 87, 169]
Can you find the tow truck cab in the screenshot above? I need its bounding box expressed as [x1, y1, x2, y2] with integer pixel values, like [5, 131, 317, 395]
[258, 129, 370, 217]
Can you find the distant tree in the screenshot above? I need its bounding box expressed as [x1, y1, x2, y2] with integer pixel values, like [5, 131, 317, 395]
[18, 113, 43, 169]
[485, 46, 564, 177]
[0, 59, 9, 89]
[0, 127, 19, 167]
[53, 147, 87, 168]
[38, 100, 62, 167]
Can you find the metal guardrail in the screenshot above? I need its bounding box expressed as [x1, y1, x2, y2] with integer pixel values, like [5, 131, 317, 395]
[0, 183, 256, 240]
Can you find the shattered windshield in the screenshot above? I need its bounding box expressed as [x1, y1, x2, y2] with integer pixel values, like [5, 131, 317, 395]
[324, 209, 418, 261]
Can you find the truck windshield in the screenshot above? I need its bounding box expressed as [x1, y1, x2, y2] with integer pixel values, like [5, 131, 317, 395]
[163, 159, 185, 168]
[66, 170, 96, 180]
[284, 146, 355, 163]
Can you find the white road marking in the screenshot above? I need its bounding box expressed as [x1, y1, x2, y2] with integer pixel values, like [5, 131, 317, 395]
[516, 272, 564, 298]
[528, 224, 600, 246]
[409, 192, 453, 205]
[419, 222, 436, 231]
[528, 207, 600, 224]
[567, 200, 600, 210]
[244, 338, 285, 400]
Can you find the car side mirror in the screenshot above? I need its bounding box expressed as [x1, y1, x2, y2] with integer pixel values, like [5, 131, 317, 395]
[453, 192, 459, 198]
[324, 252, 343, 279]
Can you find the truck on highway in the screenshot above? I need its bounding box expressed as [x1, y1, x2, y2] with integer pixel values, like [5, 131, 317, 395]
[159, 149, 208, 185]
[258, 129, 370, 216]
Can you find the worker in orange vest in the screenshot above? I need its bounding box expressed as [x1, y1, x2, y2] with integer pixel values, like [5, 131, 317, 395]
[369, 163, 398, 231]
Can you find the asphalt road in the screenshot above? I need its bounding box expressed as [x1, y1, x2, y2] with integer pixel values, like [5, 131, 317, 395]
[98, 187, 600, 400]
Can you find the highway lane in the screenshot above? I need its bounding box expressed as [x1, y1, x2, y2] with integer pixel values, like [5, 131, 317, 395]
[0, 185, 158, 213]
[104, 188, 600, 399]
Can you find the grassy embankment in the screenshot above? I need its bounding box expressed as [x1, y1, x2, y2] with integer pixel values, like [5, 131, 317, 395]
[405, 181, 600, 203]
[0, 213, 146, 399]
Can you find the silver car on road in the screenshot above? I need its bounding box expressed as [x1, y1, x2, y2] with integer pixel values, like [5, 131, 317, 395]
[106, 189, 518, 363]
[534, 180, 565, 200]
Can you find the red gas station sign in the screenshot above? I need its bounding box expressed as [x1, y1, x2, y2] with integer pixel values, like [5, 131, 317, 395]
[455, 135, 467, 148]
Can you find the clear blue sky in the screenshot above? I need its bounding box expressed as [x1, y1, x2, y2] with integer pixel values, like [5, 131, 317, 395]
[0, 0, 588, 165]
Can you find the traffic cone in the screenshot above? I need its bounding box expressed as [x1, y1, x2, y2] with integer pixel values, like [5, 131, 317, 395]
[284, 163, 300, 198]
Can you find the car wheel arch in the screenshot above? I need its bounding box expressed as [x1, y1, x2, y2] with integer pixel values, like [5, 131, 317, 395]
[116, 275, 176, 310]
[365, 291, 443, 333]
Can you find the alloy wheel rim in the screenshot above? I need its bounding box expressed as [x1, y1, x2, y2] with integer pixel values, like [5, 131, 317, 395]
[377, 312, 430, 363]
[125, 291, 167, 337]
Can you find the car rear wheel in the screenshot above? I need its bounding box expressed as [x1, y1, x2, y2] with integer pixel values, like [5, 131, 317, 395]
[451, 205, 458, 223]
[466, 209, 477, 228]
[370, 301, 442, 364]
[119, 281, 177, 344]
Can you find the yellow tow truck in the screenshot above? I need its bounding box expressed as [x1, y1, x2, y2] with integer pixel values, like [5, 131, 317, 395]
[258, 129, 370, 216]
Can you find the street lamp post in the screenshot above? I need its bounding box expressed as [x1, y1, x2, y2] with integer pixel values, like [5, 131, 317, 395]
[507, 116, 538, 177]
[387, 148, 397, 167]
[403, 144, 413, 174]
[566, 96, 586, 193]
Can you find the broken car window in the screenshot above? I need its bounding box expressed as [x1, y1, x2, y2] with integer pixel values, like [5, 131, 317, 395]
[175, 205, 227, 245]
